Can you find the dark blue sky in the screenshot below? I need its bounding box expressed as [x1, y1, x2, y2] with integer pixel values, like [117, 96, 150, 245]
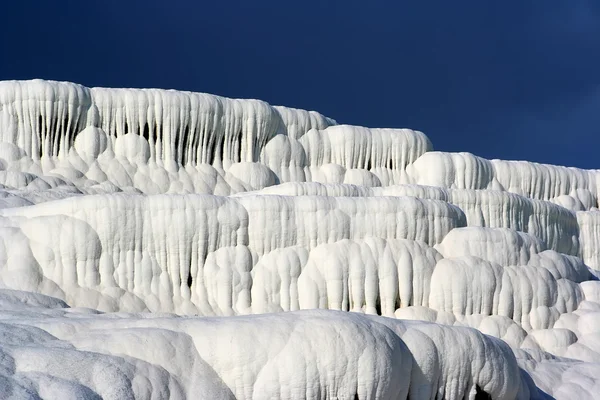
[2, 1, 599, 168]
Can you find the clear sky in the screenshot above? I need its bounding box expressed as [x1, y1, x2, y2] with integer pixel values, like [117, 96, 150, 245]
[1, 1, 599, 168]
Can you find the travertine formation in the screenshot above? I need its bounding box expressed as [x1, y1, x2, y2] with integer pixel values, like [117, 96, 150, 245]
[0, 80, 599, 399]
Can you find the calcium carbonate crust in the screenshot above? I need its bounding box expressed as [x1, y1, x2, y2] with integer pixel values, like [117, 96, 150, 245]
[0, 80, 599, 399]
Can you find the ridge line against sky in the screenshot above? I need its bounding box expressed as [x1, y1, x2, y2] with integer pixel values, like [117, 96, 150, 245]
[1, 1, 599, 169]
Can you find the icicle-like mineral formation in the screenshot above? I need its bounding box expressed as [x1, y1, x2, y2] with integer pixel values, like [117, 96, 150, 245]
[0, 79, 599, 399]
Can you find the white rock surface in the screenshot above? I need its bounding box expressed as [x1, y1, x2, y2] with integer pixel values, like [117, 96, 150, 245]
[0, 79, 599, 399]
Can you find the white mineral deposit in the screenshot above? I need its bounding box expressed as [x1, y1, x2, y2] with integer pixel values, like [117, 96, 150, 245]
[0, 79, 599, 399]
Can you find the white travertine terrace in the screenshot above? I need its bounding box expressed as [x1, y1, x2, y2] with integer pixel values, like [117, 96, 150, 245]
[0, 79, 599, 399]
[408, 151, 600, 205]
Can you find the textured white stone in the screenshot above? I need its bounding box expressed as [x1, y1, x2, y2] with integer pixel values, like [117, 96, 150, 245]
[0, 79, 599, 399]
